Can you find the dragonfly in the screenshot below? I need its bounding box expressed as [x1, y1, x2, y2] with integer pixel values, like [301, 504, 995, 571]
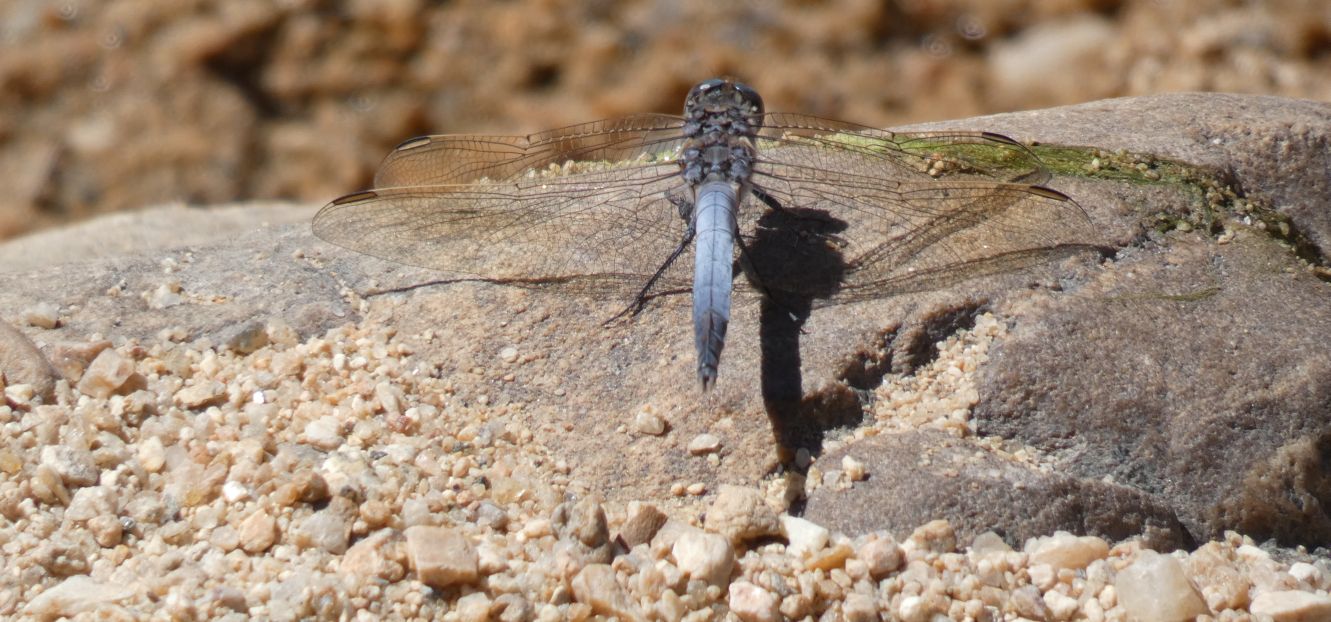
[313, 78, 1099, 390]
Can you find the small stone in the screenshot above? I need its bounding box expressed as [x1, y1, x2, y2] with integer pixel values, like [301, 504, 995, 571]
[456, 592, 493, 622]
[221, 480, 249, 503]
[499, 346, 519, 363]
[780, 593, 813, 619]
[174, 380, 226, 409]
[1186, 541, 1252, 611]
[475, 500, 509, 531]
[139, 436, 166, 473]
[842, 593, 879, 622]
[671, 530, 734, 586]
[780, 514, 830, 557]
[301, 415, 344, 450]
[859, 535, 904, 579]
[4, 383, 34, 405]
[728, 581, 780, 622]
[1250, 590, 1331, 621]
[1026, 531, 1109, 571]
[147, 282, 184, 309]
[705, 485, 781, 545]
[340, 529, 407, 583]
[405, 525, 479, 588]
[210, 525, 240, 552]
[1115, 550, 1208, 622]
[290, 469, 330, 504]
[806, 543, 853, 571]
[898, 595, 927, 622]
[0, 319, 59, 401]
[969, 531, 1013, 557]
[1010, 585, 1052, 620]
[239, 508, 277, 554]
[293, 499, 355, 554]
[31, 464, 70, 505]
[907, 519, 956, 553]
[1029, 563, 1057, 590]
[494, 594, 533, 622]
[841, 455, 867, 482]
[220, 320, 269, 354]
[1044, 589, 1079, 621]
[210, 585, 248, 613]
[21, 575, 134, 617]
[618, 502, 667, 547]
[633, 407, 667, 436]
[1289, 562, 1322, 586]
[570, 564, 640, 620]
[49, 340, 112, 383]
[76, 348, 135, 398]
[553, 495, 613, 565]
[23, 302, 61, 328]
[87, 514, 124, 547]
[688, 433, 722, 455]
[41, 446, 99, 488]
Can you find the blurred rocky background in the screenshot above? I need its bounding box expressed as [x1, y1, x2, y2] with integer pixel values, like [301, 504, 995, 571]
[2, 0, 1328, 241]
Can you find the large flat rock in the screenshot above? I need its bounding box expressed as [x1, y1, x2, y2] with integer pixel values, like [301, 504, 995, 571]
[3, 93, 1328, 548]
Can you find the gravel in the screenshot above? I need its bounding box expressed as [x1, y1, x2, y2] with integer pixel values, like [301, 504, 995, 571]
[2, 315, 1329, 619]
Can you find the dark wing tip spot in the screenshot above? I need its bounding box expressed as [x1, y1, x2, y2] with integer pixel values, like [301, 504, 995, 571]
[979, 131, 1022, 146]
[1028, 185, 1072, 201]
[395, 136, 434, 151]
[330, 190, 381, 206]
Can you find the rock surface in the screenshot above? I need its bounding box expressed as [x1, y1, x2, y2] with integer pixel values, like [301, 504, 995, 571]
[804, 430, 1192, 549]
[0, 94, 1328, 619]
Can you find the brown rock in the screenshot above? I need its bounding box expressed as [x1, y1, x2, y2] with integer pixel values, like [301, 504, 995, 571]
[0, 319, 58, 402]
[617, 502, 667, 548]
[174, 379, 227, 409]
[48, 340, 112, 383]
[293, 497, 356, 554]
[1250, 591, 1331, 622]
[974, 231, 1331, 546]
[40, 446, 100, 488]
[340, 529, 407, 583]
[552, 495, 612, 565]
[570, 564, 641, 621]
[704, 485, 781, 546]
[804, 431, 1190, 549]
[76, 348, 135, 399]
[21, 576, 134, 618]
[404, 525, 479, 588]
[1115, 550, 1208, 622]
[239, 508, 278, 554]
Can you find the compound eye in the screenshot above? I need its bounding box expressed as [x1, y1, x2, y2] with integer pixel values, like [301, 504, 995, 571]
[734, 82, 765, 115]
[690, 78, 727, 99]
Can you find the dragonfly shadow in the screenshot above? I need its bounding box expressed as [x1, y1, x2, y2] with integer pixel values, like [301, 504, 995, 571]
[744, 206, 863, 457]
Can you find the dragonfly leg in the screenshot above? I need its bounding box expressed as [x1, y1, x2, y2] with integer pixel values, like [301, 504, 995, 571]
[751, 187, 834, 226]
[605, 217, 698, 325]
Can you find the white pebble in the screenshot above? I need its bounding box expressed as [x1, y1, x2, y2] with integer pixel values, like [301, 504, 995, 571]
[728, 581, 779, 622]
[687, 433, 722, 455]
[222, 480, 249, 503]
[780, 515, 829, 558]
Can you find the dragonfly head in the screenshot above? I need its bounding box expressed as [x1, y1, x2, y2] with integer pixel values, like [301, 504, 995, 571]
[686, 78, 765, 129]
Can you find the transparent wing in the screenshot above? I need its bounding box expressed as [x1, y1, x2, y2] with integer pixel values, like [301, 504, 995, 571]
[313, 163, 698, 298]
[757, 112, 1053, 184]
[738, 123, 1102, 303]
[374, 114, 688, 187]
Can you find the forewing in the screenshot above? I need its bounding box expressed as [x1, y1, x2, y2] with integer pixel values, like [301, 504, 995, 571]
[314, 163, 696, 297]
[374, 114, 688, 187]
[742, 136, 1101, 303]
[758, 113, 1052, 184]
